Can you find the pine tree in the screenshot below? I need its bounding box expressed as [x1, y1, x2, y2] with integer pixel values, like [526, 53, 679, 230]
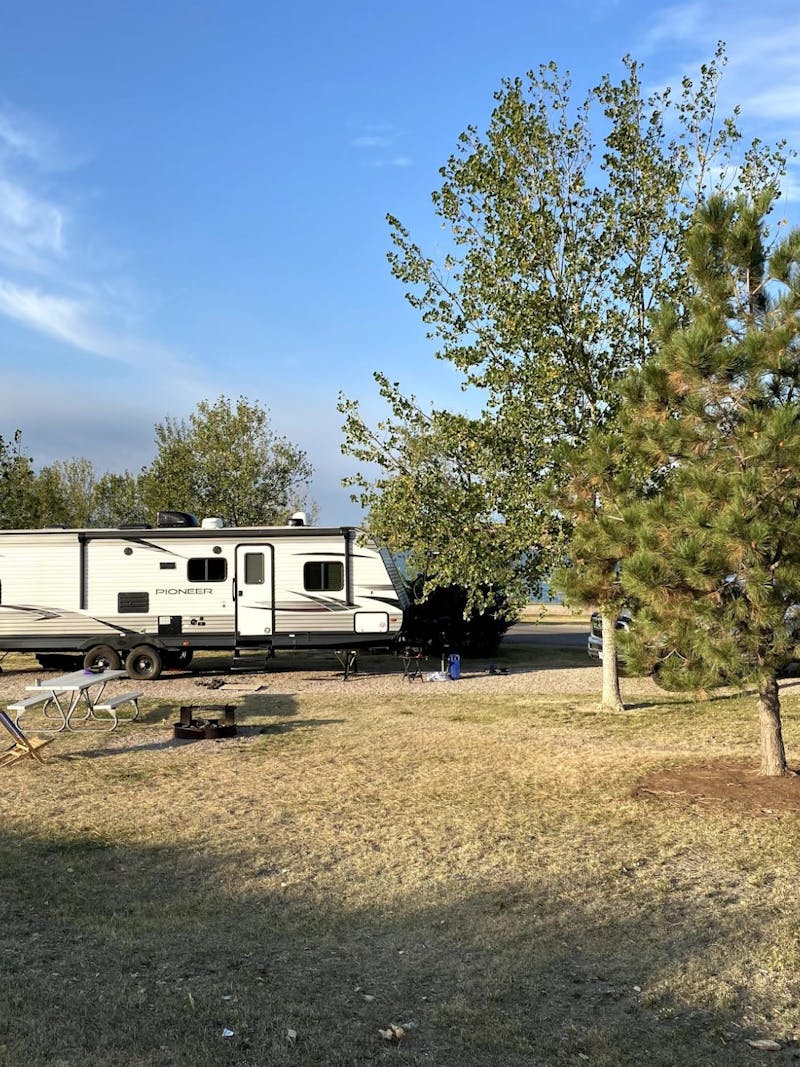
[619, 193, 800, 776]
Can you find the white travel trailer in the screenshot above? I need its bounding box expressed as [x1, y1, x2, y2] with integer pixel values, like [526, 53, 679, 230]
[0, 511, 408, 679]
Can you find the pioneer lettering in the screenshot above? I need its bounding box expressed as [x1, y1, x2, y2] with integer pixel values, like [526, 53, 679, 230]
[156, 588, 213, 595]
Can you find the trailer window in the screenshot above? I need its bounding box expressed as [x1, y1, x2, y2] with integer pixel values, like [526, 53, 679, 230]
[304, 561, 343, 592]
[187, 557, 227, 582]
[244, 552, 265, 584]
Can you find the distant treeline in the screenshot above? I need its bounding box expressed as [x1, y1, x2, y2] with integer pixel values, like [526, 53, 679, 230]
[0, 395, 314, 530]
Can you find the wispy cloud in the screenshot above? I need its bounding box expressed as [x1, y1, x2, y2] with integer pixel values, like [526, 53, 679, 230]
[0, 277, 180, 367]
[362, 156, 412, 169]
[637, 2, 800, 210]
[348, 123, 412, 169]
[0, 178, 65, 272]
[638, 3, 800, 130]
[0, 102, 181, 369]
[350, 135, 392, 148]
[639, 1, 706, 52]
[0, 103, 62, 168]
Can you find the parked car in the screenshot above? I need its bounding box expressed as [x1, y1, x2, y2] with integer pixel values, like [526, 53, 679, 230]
[587, 610, 631, 661]
[588, 606, 800, 685]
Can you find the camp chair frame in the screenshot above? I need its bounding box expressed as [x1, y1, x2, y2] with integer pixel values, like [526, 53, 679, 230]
[0, 709, 53, 767]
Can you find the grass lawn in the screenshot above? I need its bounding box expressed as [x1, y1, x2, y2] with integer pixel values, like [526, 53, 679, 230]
[2, 654, 800, 1065]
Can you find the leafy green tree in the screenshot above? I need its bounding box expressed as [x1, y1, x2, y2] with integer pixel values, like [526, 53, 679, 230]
[24, 460, 145, 528]
[403, 577, 513, 657]
[0, 429, 37, 528]
[33, 458, 98, 527]
[617, 193, 800, 776]
[342, 46, 785, 691]
[91, 471, 147, 527]
[340, 373, 548, 614]
[140, 395, 313, 526]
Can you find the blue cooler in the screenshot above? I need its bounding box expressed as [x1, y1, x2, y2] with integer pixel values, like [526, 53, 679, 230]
[448, 653, 461, 680]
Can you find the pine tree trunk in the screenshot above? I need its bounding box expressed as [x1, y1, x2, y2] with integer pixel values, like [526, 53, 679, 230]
[758, 674, 788, 777]
[601, 612, 625, 712]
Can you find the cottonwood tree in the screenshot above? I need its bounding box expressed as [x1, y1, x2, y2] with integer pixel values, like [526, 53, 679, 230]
[33, 458, 98, 527]
[342, 46, 785, 701]
[617, 193, 800, 776]
[20, 459, 146, 528]
[341, 373, 555, 613]
[0, 430, 37, 528]
[140, 395, 313, 526]
[91, 471, 147, 527]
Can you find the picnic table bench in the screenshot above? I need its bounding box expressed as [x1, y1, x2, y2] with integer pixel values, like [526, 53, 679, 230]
[9, 670, 140, 732]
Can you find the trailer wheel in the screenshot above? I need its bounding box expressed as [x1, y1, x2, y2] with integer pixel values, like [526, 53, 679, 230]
[84, 645, 121, 671]
[125, 645, 163, 680]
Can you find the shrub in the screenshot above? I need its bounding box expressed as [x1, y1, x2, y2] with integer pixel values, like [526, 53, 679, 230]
[401, 581, 515, 657]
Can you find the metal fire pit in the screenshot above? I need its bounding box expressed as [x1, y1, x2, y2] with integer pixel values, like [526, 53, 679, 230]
[174, 704, 237, 740]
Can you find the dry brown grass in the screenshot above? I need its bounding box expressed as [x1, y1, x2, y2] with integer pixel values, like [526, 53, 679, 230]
[2, 651, 800, 1065]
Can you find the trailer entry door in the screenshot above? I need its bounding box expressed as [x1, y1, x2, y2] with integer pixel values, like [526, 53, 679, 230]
[235, 545, 274, 639]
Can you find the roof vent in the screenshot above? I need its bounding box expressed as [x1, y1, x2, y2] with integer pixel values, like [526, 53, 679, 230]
[201, 517, 224, 529]
[288, 511, 307, 527]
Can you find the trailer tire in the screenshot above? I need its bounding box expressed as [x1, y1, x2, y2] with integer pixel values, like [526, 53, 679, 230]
[125, 645, 163, 681]
[84, 645, 121, 671]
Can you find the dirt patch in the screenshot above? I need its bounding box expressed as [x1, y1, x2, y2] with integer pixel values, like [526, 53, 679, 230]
[636, 758, 800, 815]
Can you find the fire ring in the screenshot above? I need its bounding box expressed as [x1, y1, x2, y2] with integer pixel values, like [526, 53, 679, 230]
[174, 704, 237, 740]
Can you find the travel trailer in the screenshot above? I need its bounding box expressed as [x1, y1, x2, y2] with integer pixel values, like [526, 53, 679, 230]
[0, 511, 408, 679]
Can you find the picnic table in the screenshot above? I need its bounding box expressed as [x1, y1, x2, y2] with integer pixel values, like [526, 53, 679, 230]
[11, 669, 140, 732]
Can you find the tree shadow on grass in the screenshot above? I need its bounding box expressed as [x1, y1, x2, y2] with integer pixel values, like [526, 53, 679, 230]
[623, 689, 751, 712]
[0, 823, 793, 1067]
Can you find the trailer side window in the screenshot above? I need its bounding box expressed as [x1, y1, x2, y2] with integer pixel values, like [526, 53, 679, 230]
[304, 561, 343, 592]
[187, 558, 227, 582]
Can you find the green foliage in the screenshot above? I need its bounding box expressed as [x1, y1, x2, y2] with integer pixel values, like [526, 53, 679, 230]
[552, 428, 653, 615]
[90, 471, 148, 527]
[33, 458, 101, 527]
[342, 46, 787, 625]
[3, 395, 313, 531]
[341, 374, 547, 613]
[0, 434, 146, 530]
[618, 194, 800, 700]
[140, 395, 313, 526]
[402, 578, 515, 657]
[0, 429, 37, 528]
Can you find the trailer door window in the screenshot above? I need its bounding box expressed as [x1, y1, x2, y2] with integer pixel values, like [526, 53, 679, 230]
[304, 561, 343, 592]
[244, 552, 265, 584]
[187, 557, 227, 582]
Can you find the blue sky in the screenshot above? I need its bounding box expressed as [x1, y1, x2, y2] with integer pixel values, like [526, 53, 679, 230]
[1, 0, 799, 523]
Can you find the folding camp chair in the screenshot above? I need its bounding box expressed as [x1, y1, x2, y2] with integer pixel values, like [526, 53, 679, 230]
[0, 709, 53, 767]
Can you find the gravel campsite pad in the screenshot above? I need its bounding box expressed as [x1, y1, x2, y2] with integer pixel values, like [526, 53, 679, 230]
[0, 651, 665, 706]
